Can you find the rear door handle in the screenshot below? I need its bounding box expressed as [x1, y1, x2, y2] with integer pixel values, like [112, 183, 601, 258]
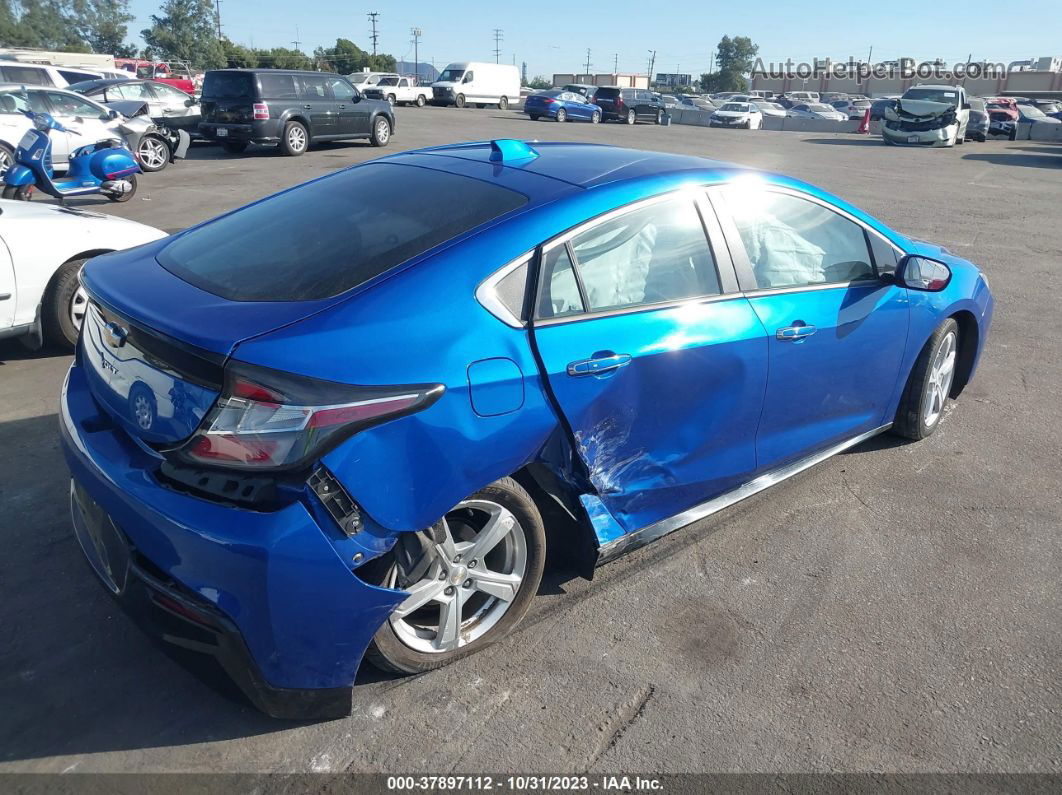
[303, 104, 312, 109]
[776, 324, 817, 341]
[567, 353, 631, 376]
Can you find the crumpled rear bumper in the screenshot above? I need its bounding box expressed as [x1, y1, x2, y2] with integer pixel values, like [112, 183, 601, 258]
[60, 362, 405, 719]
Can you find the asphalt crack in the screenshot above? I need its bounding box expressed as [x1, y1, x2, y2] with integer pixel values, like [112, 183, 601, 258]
[580, 683, 656, 772]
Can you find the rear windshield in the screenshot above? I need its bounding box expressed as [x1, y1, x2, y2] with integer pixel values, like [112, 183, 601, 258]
[157, 164, 529, 302]
[595, 88, 620, 99]
[202, 71, 254, 99]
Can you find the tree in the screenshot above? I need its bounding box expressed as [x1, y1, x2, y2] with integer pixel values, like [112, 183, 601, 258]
[369, 52, 396, 72]
[254, 47, 312, 71]
[526, 75, 551, 89]
[221, 37, 257, 68]
[314, 38, 368, 75]
[9, 0, 88, 50]
[700, 35, 757, 93]
[73, 0, 133, 55]
[141, 0, 224, 69]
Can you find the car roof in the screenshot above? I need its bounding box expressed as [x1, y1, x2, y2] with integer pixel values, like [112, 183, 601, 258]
[398, 141, 738, 193]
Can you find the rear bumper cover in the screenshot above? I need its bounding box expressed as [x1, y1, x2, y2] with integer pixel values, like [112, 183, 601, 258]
[198, 120, 281, 144]
[59, 363, 405, 718]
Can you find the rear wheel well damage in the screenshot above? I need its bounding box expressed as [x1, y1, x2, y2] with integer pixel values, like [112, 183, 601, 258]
[949, 309, 978, 397]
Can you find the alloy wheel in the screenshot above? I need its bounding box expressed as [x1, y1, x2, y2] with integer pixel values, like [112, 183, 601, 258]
[69, 283, 88, 332]
[387, 499, 527, 653]
[375, 118, 390, 144]
[923, 330, 956, 427]
[288, 125, 306, 152]
[138, 137, 167, 170]
[0, 148, 10, 178]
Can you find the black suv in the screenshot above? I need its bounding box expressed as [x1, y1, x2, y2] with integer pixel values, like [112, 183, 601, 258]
[593, 87, 665, 124]
[199, 69, 395, 155]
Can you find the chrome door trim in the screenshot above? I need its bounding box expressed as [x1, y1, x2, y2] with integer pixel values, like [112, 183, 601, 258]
[475, 251, 533, 328]
[534, 291, 744, 328]
[596, 423, 892, 565]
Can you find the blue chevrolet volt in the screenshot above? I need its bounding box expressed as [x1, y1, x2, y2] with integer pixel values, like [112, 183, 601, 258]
[61, 140, 994, 718]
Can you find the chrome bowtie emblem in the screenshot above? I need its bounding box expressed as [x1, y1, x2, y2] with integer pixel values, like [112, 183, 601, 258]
[103, 321, 128, 348]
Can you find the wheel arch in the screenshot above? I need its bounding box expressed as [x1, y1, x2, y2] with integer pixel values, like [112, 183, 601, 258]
[279, 112, 311, 135]
[949, 308, 979, 398]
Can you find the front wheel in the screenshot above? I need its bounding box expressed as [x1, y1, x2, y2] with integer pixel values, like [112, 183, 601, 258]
[43, 258, 89, 348]
[366, 477, 546, 674]
[528, 113, 540, 121]
[415, 95, 426, 107]
[591, 110, 601, 124]
[370, 116, 391, 147]
[280, 121, 308, 156]
[454, 94, 466, 108]
[498, 96, 509, 110]
[106, 174, 136, 202]
[386, 94, 396, 107]
[555, 108, 567, 123]
[2, 184, 32, 200]
[0, 142, 13, 178]
[136, 134, 169, 172]
[892, 318, 959, 440]
[626, 108, 636, 125]
[656, 110, 664, 124]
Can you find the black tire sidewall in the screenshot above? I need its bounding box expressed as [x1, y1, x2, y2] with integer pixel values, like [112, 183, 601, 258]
[137, 135, 168, 172]
[893, 318, 959, 440]
[370, 117, 391, 147]
[281, 121, 308, 156]
[44, 259, 86, 348]
[107, 174, 136, 202]
[555, 109, 566, 122]
[368, 477, 546, 674]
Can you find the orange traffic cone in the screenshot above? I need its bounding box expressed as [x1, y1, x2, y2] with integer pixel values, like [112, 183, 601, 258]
[857, 107, 871, 134]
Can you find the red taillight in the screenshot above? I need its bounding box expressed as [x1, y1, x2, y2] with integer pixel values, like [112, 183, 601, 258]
[179, 361, 444, 471]
[253, 102, 269, 120]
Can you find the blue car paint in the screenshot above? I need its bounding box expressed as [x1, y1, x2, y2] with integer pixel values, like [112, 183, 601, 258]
[61, 141, 994, 705]
[524, 91, 602, 122]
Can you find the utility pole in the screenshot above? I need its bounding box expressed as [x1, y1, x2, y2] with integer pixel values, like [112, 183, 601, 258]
[411, 27, 421, 79]
[492, 29, 503, 64]
[647, 49, 656, 88]
[613, 53, 618, 74]
[292, 25, 301, 53]
[521, 60, 527, 84]
[584, 48, 591, 78]
[368, 12, 380, 58]
[214, 0, 222, 39]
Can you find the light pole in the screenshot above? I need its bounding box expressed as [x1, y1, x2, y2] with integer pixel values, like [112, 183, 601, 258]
[411, 27, 422, 80]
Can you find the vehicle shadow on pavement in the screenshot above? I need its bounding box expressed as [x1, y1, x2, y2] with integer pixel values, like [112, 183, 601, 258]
[803, 137, 885, 146]
[962, 151, 1062, 170]
[0, 340, 69, 364]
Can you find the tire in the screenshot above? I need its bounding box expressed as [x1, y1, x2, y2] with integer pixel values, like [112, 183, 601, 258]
[367, 476, 546, 674]
[454, 94, 466, 108]
[892, 318, 960, 440]
[43, 258, 90, 349]
[386, 94, 396, 107]
[555, 108, 567, 123]
[591, 110, 600, 124]
[0, 142, 13, 179]
[626, 108, 636, 125]
[106, 174, 136, 202]
[136, 134, 169, 172]
[221, 140, 249, 154]
[529, 114, 540, 121]
[498, 96, 509, 110]
[656, 110, 664, 125]
[3, 184, 32, 200]
[370, 116, 391, 147]
[279, 120, 308, 156]
[415, 95, 426, 108]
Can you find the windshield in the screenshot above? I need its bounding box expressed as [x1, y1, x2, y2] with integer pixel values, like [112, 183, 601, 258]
[437, 68, 465, 82]
[807, 104, 834, 112]
[377, 77, 399, 86]
[903, 88, 960, 106]
[1019, 105, 1046, 118]
[348, 73, 369, 84]
[755, 102, 782, 110]
[157, 163, 528, 302]
[202, 71, 253, 99]
[721, 103, 749, 112]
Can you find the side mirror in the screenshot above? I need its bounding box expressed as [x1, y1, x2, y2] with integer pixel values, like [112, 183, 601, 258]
[898, 255, 952, 291]
[962, 102, 971, 110]
[184, 97, 195, 107]
[100, 110, 116, 121]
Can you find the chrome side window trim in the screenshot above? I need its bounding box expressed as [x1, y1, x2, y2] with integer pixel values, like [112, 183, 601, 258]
[475, 252, 533, 328]
[741, 278, 884, 298]
[534, 291, 742, 328]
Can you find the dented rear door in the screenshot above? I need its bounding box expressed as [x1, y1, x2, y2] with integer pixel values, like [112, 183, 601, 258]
[530, 192, 768, 535]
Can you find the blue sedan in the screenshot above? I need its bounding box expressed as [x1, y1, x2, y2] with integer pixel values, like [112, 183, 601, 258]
[62, 140, 993, 718]
[524, 90, 602, 123]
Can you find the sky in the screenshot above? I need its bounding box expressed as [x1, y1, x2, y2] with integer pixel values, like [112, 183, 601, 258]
[126, 0, 1062, 79]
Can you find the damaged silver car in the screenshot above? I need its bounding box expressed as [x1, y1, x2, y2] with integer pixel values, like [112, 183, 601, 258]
[882, 84, 970, 147]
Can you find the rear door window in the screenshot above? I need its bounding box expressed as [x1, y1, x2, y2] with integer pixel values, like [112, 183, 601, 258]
[157, 163, 529, 302]
[59, 69, 98, 85]
[259, 73, 299, 99]
[0, 65, 52, 86]
[298, 74, 332, 100]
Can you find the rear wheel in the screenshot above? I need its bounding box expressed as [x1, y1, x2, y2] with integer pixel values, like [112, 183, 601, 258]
[43, 258, 90, 348]
[106, 174, 136, 202]
[415, 95, 426, 107]
[386, 94, 396, 106]
[892, 319, 959, 440]
[498, 96, 509, 110]
[626, 108, 636, 125]
[221, 140, 249, 154]
[2, 184, 32, 200]
[0, 142, 13, 178]
[136, 134, 169, 172]
[555, 108, 567, 123]
[370, 116, 391, 147]
[529, 113, 540, 121]
[280, 121, 308, 156]
[591, 110, 601, 124]
[367, 477, 546, 674]
[656, 110, 664, 124]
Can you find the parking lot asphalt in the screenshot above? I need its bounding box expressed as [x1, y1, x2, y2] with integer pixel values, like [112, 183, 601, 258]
[1, 106, 1060, 774]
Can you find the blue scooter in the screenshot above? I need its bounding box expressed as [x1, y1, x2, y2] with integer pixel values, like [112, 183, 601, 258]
[2, 110, 140, 203]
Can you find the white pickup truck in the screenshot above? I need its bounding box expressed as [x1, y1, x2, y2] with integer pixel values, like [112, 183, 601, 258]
[361, 77, 430, 107]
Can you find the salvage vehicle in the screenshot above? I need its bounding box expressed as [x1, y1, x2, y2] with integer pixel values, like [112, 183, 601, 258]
[524, 90, 601, 123]
[61, 141, 994, 719]
[965, 97, 989, 142]
[68, 78, 201, 135]
[711, 102, 763, 128]
[361, 76, 430, 108]
[0, 200, 164, 348]
[883, 84, 970, 147]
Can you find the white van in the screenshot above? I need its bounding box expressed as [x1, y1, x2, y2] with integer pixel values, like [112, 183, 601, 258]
[0, 61, 103, 88]
[431, 62, 520, 109]
[787, 90, 820, 103]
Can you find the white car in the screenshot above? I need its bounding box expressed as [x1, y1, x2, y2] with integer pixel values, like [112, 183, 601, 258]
[0, 201, 166, 348]
[786, 103, 848, 121]
[0, 61, 104, 89]
[710, 102, 763, 129]
[0, 85, 136, 176]
[882, 85, 971, 147]
[753, 100, 787, 117]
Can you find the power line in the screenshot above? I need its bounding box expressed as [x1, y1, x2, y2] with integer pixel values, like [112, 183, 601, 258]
[492, 28, 503, 64]
[367, 12, 380, 58]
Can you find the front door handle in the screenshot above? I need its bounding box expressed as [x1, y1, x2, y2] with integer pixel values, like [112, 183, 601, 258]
[776, 324, 817, 341]
[567, 353, 631, 376]
[303, 104, 312, 109]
